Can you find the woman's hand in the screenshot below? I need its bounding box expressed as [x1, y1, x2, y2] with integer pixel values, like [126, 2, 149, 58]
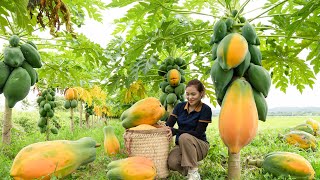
[166, 126, 172, 141]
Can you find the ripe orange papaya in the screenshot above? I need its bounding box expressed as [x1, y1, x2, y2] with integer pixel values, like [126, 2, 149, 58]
[282, 130, 317, 150]
[103, 126, 120, 156]
[120, 97, 166, 129]
[219, 78, 258, 153]
[248, 152, 315, 179]
[107, 156, 156, 180]
[10, 137, 99, 180]
[217, 33, 248, 70]
[167, 69, 181, 87]
[64, 88, 76, 100]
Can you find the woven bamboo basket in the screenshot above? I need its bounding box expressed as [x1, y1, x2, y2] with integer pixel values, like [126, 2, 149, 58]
[124, 127, 171, 179]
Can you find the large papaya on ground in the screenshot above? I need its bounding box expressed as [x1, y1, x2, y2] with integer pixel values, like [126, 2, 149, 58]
[103, 126, 120, 156]
[217, 33, 248, 70]
[306, 118, 320, 136]
[121, 97, 166, 129]
[107, 156, 156, 180]
[219, 78, 258, 154]
[247, 152, 315, 179]
[281, 130, 317, 151]
[20, 43, 42, 68]
[3, 67, 31, 108]
[10, 137, 100, 180]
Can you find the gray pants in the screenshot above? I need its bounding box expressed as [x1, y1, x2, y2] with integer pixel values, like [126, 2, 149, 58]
[167, 133, 210, 176]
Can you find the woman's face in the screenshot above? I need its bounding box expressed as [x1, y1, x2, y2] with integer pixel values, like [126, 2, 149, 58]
[185, 85, 203, 106]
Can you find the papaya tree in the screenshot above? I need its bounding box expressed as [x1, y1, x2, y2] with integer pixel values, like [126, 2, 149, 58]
[104, 0, 319, 106]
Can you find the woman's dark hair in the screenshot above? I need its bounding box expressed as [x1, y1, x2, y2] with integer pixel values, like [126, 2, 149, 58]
[186, 79, 205, 94]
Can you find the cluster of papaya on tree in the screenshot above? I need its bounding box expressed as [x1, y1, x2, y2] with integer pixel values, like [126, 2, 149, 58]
[37, 88, 59, 137]
[210, 9, 270, 122]
[0, 35, 42, 108]
[64, 87, 79, 109]
[158, 57, 187, 118]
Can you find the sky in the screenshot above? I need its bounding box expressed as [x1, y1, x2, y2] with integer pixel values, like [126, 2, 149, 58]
[0, 0, 319, 110]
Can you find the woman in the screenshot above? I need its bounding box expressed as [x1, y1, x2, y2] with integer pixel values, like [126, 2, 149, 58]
[166, 79, 212, 180]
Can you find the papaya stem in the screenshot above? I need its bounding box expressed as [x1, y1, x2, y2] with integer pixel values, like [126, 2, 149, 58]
[70, 108, 74, 132]
[172, 29, 213, 39]
[46, 117, 50, 141]
[155, 2, 218, 18]
[95, 143, 101, 148]
[234, 0, 250, 20]
[2, 99, 12, 144]
[249, 0, 289, 23]
[79, 101, 83, 128]
[258, 34, 319, 41]
[228, 150, 241, 180]
[246, 158, 263, 168]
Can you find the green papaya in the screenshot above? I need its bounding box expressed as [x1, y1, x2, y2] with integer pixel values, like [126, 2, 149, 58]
[174, 57, 184, 66]
[165, 85, 175, 93]
[21, 61, 37, 86]
[159, 93, 167, 105]
[50, 127, 58, 134]
[252, 88, 268, 122]
[3, 47, 24, 68]
[3, 67, 31, 108]
[241, 22, 257, 45]
[70, 99, 78, 108]
[0, 62, 11, 92]
[246, 63, 271, 97]
[158, 65, 167, 76]
[248, 45, 262, 66]
[20, 43, 42, 68]
[213, 19, 227, 43]
[166, 93, 177, 104]
[37, 117, 47, 128]
[211, 43, 219, 60]
[225, 18, 234, 32]
[231, 10, 238, 17]
[234, 51, 251, 77]
[9, 35, 20, 47]
[27, 41, 38, 50]
[160, 81, 169, 93]
[64, 100, 71, 109]
[174, 83, 186, 96]
[210, 61, 233, 104]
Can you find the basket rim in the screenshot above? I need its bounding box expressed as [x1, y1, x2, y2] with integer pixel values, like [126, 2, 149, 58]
[126, 126, 169, 134]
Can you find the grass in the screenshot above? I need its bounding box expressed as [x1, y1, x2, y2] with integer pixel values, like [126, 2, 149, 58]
[1, 110, 320, 180]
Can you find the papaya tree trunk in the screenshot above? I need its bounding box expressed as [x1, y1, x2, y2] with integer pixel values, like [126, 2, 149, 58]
[2, 99, 12, 144]
[228, 150, 241, 180]
[91, 115, 94, 127]
[167, 104, 174, 115]
[85, 113, 89, 128]
[46, 118, 50, 141]
[70, 108, 74, 131]
[79, 101, 83, 128]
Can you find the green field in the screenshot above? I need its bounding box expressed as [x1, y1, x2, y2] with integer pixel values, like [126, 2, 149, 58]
[1, 111, 319, 179]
